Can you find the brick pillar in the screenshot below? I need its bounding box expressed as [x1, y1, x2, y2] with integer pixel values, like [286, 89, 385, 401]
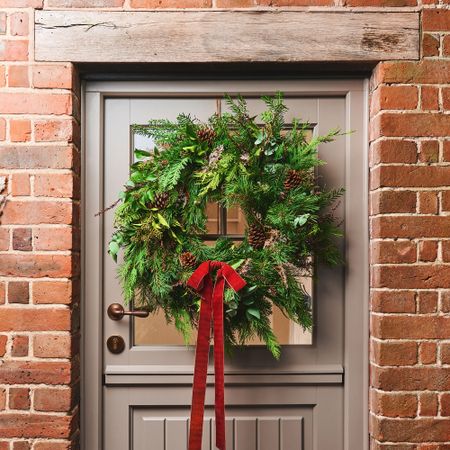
[369, 6, 450, 447]
[0, 2, 80, 448]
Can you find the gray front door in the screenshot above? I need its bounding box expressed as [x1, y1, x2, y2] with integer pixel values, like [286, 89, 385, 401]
[83, 79, 368, 450]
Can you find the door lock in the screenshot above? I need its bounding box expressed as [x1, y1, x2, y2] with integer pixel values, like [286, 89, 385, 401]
[107, 303, 150, 321]
[107, 335, 125, 354]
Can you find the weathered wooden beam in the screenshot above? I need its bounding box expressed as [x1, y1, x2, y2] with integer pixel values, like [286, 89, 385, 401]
[35, 10, 419, 63]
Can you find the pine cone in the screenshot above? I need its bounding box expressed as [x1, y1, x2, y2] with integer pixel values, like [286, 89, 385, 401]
[248, 224, 266, 250]
[180, 252, 197, 269]
[149, 192, 169, 209]
[284, 169, 303, 192]
[196, 127, 216, 146]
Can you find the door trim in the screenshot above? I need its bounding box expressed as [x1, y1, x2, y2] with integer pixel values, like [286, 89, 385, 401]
[81, 79, 369, 450]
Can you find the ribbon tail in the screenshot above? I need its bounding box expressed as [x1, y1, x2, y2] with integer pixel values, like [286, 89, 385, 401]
[188, 274, 213, 450]
[213, 276, 226, 450]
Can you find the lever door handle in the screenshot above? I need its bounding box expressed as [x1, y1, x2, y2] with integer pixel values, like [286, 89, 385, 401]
[107, 303, 149, 321]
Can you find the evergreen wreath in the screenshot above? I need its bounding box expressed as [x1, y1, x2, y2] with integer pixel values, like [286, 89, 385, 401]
[108, 93, 343, 358]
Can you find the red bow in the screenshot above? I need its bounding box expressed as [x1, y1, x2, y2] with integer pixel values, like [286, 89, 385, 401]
[187, 261, 246, 450]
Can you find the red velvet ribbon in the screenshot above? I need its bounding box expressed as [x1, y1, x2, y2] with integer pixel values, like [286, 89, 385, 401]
[187, 261, 246, 450]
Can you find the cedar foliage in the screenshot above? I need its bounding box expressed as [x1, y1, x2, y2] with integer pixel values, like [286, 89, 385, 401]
[109, 93, 343, 358]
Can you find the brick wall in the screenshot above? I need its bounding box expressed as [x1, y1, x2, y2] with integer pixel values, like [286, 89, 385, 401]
[0, 0, 448, 449]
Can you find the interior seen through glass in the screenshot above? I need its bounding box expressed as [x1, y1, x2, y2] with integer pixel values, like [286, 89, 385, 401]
[132, 124, 314, 346]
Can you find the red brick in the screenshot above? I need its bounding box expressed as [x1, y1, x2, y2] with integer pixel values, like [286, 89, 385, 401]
[443, 35, 450, 57]
[376, 61, 450, 85]
[47, 0, 123, 4]
[33, 281, 73, 305]
[0, 308, 70, 332]
[13, 228, 32, 251]
[10, 119, 31, 143]
[423, 9, 450, 32]
[372, 85, 418, 114]
[0, 335, 7, 357]
[0, 40, 28, 61]
[33, 443, 71, 450]
[345, 0, 415, 4]
[372, 216, 450, 239]
[0, 413, 73, 439]
[419, 342, 437, 365]
[0, 118, 5, 141]
[371, 391, 417, 418]
[442, 241, 450, 262]
[418, 241, 438, 262]
[34, 387, 72, 412]
[441, 291, 450, 313]
[34, 119, 74, 142]
[12, 442, 31, 450]
[372, 340, 417, 366]
[372, 417, 450, 442]
[370, 190, 416, 214]
[0, 388, 5, 409]
[0, 146, 76, 170]
[9, 388, 30, 410]
[217, 0, 254, 5]
[0, 66, 4, 88]
[372, 366, 450, 391]
[8, 65, 29, 88]
[0, 228, 9, 251]
[442, 191, 450, 211]
[34, 174, 75, 198]
[2, 201, 74, 225]
[419, 392, 438, 416]
[0, 12, 5, 34]
[8, 281, 29, 304]
[32, 64, 73, 89]
[0, 93, 71, 115]
[11, 335, 28, 357]
[371, 240, 416, 264]
[0, 282, 5, 305]
[421, 86, 439, 111]
[372, 112, 450, 138]
[373, 264, 450, 289]
[370, 140, 417, 165]
[417, 291, 438, 313]
[0, 0, 42, 5]
[10, 12, 28, 37]
[422, 33, 440, 57]
[418, 192, 438, 214]
[0, 361, 72, 384]
[0, 254, 76, 278]
[11, 173, 30, 196]
[372, 315, 450, 339]
[34, 334, 71, 358]
[371, 166, 450, 188]
[34, 227, 75, 251]
[130, 0, 210, 6]
[419, 140, 439, 163]
[443, 87, 450, 110]
[441, 343, 450, 364]
[371, 290, 416, 313]
[442, 393, 450, 416]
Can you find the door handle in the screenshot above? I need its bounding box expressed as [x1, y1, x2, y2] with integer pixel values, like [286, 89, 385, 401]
[107, 303, 150, 321]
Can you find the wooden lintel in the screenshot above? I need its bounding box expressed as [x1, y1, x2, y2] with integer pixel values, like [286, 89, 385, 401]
[35, 10, 419, 63]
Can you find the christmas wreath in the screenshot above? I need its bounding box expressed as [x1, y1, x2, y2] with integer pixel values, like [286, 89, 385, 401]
[108, 93, 343, 358]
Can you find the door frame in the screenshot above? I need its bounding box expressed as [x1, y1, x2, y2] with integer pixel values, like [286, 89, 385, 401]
[81, 78, 369, 450]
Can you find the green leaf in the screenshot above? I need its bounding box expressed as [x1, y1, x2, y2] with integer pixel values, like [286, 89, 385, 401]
[134, 149, 151, 160]
[294, 214, 310, 227]
[108, 241, 119, 262]
[157, 213, 169, 228]
[246, 308, 261, 321]
[230, 259, 245, 270]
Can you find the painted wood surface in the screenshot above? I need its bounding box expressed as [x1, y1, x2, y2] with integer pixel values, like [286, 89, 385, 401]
[35, 10, 419, 63]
